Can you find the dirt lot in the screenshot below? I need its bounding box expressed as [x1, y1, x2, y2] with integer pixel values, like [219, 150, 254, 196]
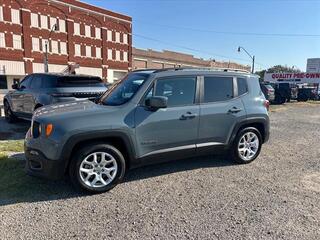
[0, 102, 319, 240]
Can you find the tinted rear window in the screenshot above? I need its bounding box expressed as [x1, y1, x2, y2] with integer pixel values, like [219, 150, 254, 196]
[237, 78, 248, 95]
[203, 76, 233, 102]
[56, 76, 104, 88]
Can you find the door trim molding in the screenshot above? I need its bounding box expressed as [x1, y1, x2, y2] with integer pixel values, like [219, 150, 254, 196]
[141, 144, 196, 158]
[196, 142, 224, 148]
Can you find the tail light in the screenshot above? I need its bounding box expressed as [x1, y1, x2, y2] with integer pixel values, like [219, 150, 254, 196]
[264, 100, 270, 111]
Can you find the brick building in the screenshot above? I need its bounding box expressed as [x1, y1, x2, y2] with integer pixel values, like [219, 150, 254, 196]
[133, 47, 250, 71]
[0, 0, 132, 91]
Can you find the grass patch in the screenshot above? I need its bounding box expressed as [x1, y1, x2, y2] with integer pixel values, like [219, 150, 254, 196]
[0, 140, 24, 153]
[0, 141, 75, 203]
[0, 153, 52, 200]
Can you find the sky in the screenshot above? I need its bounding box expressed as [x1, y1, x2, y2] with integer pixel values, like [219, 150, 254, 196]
[86, 0, 320, 71]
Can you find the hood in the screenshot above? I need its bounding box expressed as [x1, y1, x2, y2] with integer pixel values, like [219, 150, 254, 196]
[33, 100, 105, 119]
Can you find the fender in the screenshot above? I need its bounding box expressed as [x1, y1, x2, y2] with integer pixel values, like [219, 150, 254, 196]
[228, 116, 270, 145]
[60, 130, 137, 172]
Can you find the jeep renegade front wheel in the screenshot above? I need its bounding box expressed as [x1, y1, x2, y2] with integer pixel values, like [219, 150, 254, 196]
[69, 143, 126, 193]
[232, 127, 262, 164]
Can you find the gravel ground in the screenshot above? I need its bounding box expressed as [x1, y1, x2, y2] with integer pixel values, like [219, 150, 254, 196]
[1, 102, 320, 240]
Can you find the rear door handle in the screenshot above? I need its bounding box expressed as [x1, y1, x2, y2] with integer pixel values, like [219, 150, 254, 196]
[228, 107, 242, 114]
[180, 111, 197, 120]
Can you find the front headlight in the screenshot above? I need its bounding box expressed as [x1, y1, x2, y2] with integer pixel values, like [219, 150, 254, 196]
[32, 121, 41, 138]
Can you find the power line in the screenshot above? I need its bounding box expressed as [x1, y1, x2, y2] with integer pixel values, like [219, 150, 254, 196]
[134, 20, 320, 38]
[131, 33, 267, 67]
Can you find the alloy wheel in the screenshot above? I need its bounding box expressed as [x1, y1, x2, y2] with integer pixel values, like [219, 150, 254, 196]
[79, 152, 118, 188]
[238, 132, 260, 161]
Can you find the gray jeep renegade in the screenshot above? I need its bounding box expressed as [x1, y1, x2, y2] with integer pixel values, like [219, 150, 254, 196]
[25, 68, 270, 193]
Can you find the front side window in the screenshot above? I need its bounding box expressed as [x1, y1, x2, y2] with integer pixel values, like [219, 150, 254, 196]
[154, 77, 196, 107]
[100, 73, 149, 106]
[20, 76, 33, 89]
[30, 75, 42, 89]
[203, 76, 233, 103]
[237, 77, 248, 96]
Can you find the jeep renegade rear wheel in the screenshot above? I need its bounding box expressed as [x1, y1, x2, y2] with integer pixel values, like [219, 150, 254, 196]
[232, 127, 262, 164]
[69, 143, 126, 193]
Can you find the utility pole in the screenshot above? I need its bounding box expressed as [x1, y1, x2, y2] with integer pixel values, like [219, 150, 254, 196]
[44, 23, 58, 73]
[238, 46, 255, 73]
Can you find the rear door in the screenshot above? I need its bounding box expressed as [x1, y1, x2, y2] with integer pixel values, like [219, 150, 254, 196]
[197, 75, 247, 153]
[135, 75, 200, 160]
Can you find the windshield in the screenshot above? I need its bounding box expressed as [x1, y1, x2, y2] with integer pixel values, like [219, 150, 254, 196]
[99, 73, 150, 106]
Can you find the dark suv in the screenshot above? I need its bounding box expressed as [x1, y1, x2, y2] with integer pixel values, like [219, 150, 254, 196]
[3, 73, 107, 122]
[25, 68, 270, 193]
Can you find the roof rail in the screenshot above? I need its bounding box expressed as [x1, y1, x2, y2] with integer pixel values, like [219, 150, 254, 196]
[131, 67, 251, 74]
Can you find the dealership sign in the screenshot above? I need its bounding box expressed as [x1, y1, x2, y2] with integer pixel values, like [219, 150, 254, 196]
[264, 72, 320, 83]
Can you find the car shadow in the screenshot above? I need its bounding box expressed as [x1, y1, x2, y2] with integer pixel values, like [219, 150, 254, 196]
[125, 155, 234, 182]
[0, 154, 234, 207]
[0, 117, 30, 140]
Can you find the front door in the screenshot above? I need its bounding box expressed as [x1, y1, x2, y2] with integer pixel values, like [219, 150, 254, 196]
[10, 75, 33, 114]
[135, 76, 200, 160]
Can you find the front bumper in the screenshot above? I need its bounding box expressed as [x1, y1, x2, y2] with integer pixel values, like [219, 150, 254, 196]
[24, 145, 66, 181]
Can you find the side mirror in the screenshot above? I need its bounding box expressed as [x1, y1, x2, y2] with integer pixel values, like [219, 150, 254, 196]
[145, 96, 168, 110]
[12, 83, 19, 90]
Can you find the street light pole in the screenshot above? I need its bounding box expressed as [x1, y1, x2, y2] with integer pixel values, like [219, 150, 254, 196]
[238, 46, 255, 73]
[44, 23, 58, 73]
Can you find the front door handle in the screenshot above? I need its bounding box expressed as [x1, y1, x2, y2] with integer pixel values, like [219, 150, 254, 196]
[228, 107, 242, 114]
[180, 112, 197, 120]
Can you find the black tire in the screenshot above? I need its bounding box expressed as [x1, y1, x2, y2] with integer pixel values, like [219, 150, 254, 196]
[69, 143, 126, 193]
[231, 127, 262, 164]
[4, 101, 18, 123]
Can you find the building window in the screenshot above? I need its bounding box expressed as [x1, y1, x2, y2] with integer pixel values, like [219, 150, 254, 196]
[0, 75, 8, 89]
[12, 34, 22, 49]
[59, 19, 66, 32]
[85, 25, 91, 37]
[32, 37, 40, 51]
[85, 45, 91, 57]
[11, 9, 20, 24]
[51, 40, 58, 54]
[0, 7, 4, 22]
[74, 23, 80, 35]
[107, 30, 112, 41]
[50, 17, 57, 30]
[116, 50, 120, 61]
[107, 49, 113, 60]
[115, 32, 120, 43]
[60, 42, 67, 54]
[0, 33, 5, 48]
[40, 15, 48, 29]
[95, 27, 101, 39]
[123, 51, 128, 62]
[123, 34, 128, 44]
[75, 44, 81, 56]
[31, 13, 39, 28]
[96, 47, 101, 58]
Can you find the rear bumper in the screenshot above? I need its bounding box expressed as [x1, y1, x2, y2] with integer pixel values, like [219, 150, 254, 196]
[24, 145, 66, 180]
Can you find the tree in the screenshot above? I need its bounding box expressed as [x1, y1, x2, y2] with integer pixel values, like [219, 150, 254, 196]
[266, 65, 301, 73]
